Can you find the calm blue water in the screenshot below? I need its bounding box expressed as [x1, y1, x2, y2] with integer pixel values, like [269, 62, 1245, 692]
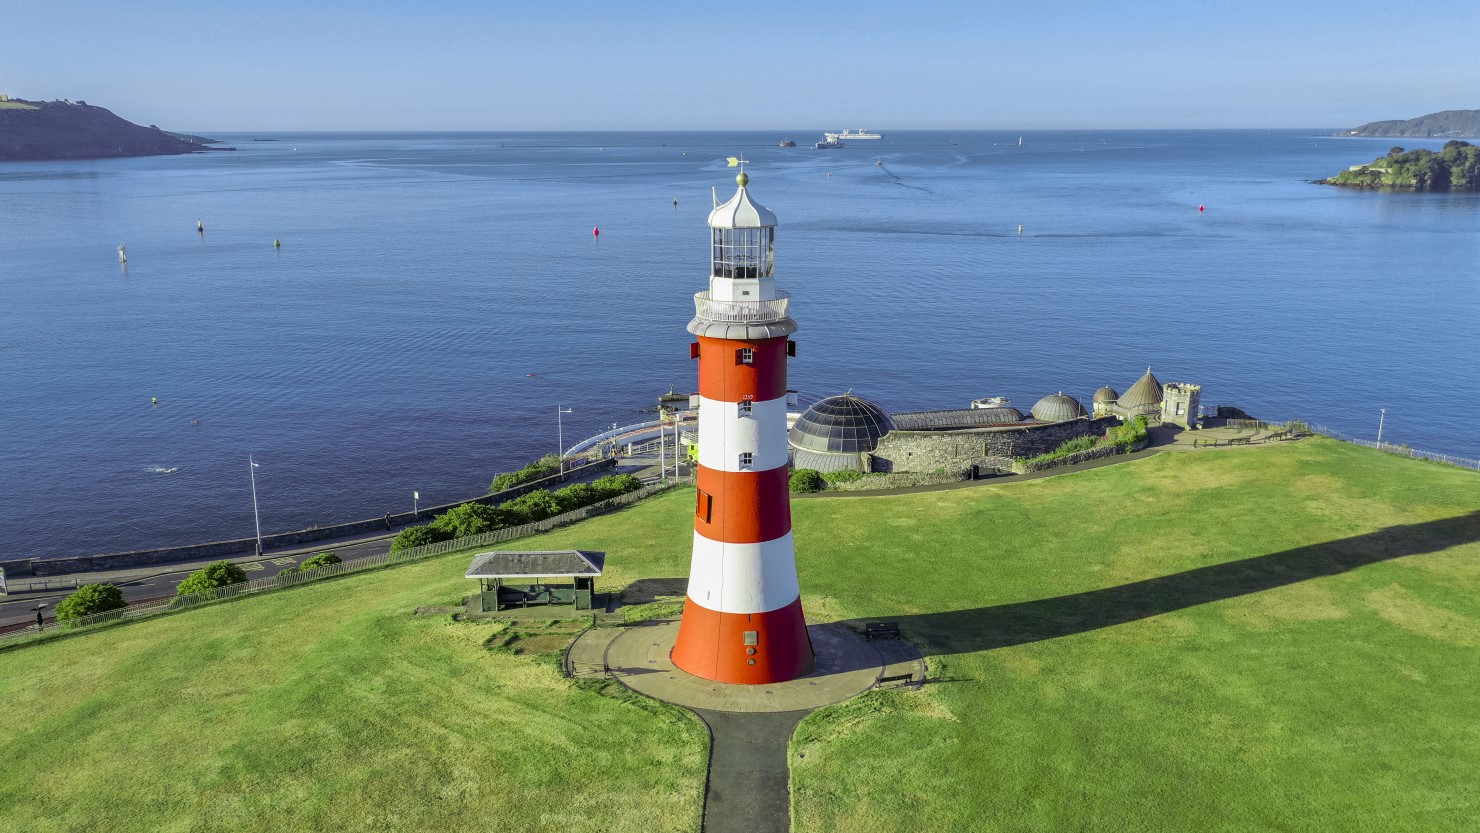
[2, 130, 1477, 559]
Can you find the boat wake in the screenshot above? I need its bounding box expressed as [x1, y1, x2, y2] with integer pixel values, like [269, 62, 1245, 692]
[146, 466, 179, 474]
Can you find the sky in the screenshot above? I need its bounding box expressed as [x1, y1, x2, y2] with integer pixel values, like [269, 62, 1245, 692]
[3, 0, 1479, 131]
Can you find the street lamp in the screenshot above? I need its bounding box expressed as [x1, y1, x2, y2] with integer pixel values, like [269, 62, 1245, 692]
[413, 490, 419, 518]
[248, 456, 264, 557]
[1377, 408, 1387, 446]
[557, 406, 573, 479]
[32, 603, 47, 632]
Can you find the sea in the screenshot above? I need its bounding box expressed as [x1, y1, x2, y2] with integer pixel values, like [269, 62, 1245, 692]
[2, 130, 1477, 560]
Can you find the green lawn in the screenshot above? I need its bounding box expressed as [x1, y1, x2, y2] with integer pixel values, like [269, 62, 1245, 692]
[2, 439, 1478, 832]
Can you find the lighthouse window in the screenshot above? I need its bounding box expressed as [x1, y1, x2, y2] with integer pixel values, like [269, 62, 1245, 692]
[696, 490, 712, 522]
[739, 347, 754, 365]
[738, 399, 752, 414]
[739, 452, 754, 469]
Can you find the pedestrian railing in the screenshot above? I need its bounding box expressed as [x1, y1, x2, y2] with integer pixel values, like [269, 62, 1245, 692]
[1304, 422, 1480, 471]
[0, 481, 685, 650]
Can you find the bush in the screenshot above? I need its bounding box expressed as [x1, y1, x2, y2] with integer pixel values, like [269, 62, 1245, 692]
[489, 454, 561, 493]
[176, 561, 248, 597]
[430, 502, 505, 538]
[789, 469, 825, 493]
[553, 482, 601, 513]
[55, 583, 127, 622]
[390, 524, 454, 553]
[501, 489, 563, 524]
[821, 469, 864, 485]
[591, 474, 643, 499]
[299, 551, 342, 571]
[1109, 415, 1149, 449]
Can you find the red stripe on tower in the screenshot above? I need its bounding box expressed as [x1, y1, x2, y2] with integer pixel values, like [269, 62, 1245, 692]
[671, 168, 813, 685]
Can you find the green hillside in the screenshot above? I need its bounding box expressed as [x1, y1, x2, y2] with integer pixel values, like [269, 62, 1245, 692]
[1324, 141, 1480, 191]
[2, 439, 1478, 832]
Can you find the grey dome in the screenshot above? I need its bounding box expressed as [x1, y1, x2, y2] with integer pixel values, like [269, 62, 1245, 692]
[788, 394, 895, 455]
[1030, 392, 1087, 422]
[1093, 386, 1120, 404]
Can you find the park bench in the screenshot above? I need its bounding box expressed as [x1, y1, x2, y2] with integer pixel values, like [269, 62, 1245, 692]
[878, 672, 915, 686]
[865, 622, 901, 640]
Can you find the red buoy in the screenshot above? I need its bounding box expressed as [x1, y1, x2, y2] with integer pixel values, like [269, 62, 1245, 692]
[593, 226, 600, 237]
[1198, 204, 1205, 213]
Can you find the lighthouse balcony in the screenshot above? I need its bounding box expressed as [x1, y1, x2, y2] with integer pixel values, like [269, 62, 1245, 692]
[693, 290, 791, 324]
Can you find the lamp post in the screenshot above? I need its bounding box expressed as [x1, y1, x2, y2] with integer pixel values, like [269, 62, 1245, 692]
[1377, 408, 1387, 446]
[413, 490, 419, 518]
[248, 456, 264, 557]
[557, 406, 573, 479]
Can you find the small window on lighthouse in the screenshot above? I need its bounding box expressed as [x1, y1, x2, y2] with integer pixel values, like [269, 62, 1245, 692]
[738, 400, 752, 415]
[739, 452, 754, 469]
[739, 348, 754, 365]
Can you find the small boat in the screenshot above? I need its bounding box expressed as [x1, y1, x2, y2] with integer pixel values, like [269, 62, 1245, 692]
[815, 138, 844, 150]
[778, 139, 796, 148]
[1018, 136, 1023, 146]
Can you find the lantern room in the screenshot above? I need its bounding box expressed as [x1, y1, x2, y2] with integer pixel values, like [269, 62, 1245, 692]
[706, 171, 779, 302]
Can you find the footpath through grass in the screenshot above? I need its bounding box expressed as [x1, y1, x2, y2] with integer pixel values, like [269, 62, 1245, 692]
[2, 438, 1477, 831]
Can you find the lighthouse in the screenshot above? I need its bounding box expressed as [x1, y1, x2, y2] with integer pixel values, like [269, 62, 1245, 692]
[670, 167, 815, 685]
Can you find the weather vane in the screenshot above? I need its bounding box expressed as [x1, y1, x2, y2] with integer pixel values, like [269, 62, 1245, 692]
[726, 154, 749, 172]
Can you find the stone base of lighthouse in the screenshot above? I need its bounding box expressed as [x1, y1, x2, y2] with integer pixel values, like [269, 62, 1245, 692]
[568, 618, 923, 713]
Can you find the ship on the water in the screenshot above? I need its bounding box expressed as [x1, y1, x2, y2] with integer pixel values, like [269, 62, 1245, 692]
[824, 129, 884, 140]
[778, 138, 796, 147]
[815, 137, 844, 149]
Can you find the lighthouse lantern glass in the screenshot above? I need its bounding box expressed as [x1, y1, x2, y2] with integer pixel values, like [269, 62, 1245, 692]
[712, 227, 774, 280]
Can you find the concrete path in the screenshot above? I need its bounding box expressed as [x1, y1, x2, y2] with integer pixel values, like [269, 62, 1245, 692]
[693, 709, 807, 833]
[568, 619, 925, 832]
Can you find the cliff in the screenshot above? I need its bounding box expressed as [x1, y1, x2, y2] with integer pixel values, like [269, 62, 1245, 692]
[0, 98, 216, 161]
[1339, 110, 1480, 138]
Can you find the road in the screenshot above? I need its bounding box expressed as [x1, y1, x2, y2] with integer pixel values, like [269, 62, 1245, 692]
[0, 530, 398, 633]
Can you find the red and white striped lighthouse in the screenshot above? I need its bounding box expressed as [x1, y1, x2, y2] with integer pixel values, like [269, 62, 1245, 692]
[670, 168, 814, 685]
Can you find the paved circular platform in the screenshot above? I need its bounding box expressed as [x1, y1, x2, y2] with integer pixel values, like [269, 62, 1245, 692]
[595, 620, 886, 713]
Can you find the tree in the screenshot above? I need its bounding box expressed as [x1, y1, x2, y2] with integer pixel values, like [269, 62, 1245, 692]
[489, 454, 561, 493]
[176, 561, 248, 597]
[390, 524, 454, 553]
[55, 583, 127, 622]
[553, 482, 600, 513]
[789, 469, 826, 493]
[430, 502, 505, 538]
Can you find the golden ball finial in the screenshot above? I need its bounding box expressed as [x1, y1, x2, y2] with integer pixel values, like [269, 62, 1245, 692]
[736, 171, 749, 187]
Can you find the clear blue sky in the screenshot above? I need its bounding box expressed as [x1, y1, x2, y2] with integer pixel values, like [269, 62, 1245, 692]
[5, 0, 1478, 131]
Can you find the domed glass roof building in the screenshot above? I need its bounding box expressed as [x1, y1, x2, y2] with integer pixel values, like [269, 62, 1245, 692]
[788, 393, 895, 473]
[1093, 386, 1120, 404]
[1030, 392, 1087, 423]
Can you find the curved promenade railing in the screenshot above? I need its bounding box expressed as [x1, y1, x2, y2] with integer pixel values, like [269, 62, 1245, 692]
[0, 480, 688, 650]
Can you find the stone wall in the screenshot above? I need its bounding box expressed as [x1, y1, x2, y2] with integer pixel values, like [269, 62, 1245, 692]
[1013, 436, 1148, 473]
[867, 417, 1118, 474]
[826, 469, 971, 492]
[0, 458, 616, 578]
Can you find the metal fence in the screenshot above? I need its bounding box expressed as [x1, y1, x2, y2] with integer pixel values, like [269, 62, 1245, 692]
[1304, 422, 1480, 471]
[0, 481, 684, 649]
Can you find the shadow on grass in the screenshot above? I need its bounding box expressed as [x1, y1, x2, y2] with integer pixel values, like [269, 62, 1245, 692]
[845, 510, 1480, 656]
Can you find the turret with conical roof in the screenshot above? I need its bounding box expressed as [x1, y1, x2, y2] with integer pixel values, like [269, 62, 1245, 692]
[1118, 367, 1164, 414]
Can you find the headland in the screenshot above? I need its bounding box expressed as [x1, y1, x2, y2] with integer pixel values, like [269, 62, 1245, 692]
[0, 96, 224, 160]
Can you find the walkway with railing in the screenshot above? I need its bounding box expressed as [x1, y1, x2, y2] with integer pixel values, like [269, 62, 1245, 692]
[0, 481, 684, 649]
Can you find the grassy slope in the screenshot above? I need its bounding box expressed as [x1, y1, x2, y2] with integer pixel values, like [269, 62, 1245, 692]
[0, 508, 704, 833]
[2, 439, 1477, 831]
[790, 439, 1480, 832]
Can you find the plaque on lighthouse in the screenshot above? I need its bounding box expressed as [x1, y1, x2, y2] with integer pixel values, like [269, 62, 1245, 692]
[669, 166, 816, 685]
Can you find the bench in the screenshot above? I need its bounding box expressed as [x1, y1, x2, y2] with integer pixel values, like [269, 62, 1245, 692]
[865, 622, 901, 640]
[878, 672, 914, 686]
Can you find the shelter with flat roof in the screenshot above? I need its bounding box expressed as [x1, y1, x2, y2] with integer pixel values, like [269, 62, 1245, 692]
[465, 550, 605, 613]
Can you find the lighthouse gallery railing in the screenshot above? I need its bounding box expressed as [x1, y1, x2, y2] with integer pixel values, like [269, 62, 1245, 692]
[693, 291, 791, 323]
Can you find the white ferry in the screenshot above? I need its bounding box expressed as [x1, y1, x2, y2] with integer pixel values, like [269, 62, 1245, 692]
[824, 129, 884, 141]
